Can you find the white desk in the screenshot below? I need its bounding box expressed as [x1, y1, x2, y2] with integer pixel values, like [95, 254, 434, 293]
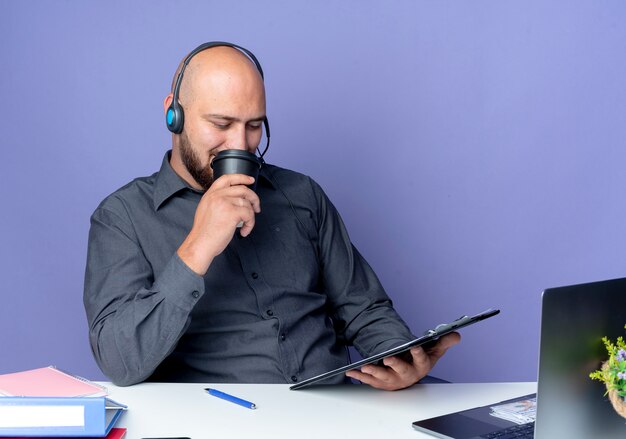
[106, 381, 536, 439]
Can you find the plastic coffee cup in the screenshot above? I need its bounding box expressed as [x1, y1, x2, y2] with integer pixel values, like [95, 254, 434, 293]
[211, 150, 262, 228]
[211, 150, 262, 190]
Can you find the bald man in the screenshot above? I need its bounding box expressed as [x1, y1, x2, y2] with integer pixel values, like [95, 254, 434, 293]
[84, 43, 459, 389]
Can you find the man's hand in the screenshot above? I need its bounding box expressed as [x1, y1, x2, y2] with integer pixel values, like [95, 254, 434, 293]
[177, 174, 260, 275]
[345, 332, 461, 391]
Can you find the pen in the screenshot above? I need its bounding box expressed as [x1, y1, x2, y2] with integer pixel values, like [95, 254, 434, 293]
[205, 388, 257, 410]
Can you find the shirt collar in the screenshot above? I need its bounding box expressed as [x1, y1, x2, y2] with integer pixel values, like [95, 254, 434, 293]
[153, 150, 276, 211]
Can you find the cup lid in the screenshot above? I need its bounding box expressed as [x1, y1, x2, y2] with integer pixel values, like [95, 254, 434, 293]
[211, 150, 262, 168]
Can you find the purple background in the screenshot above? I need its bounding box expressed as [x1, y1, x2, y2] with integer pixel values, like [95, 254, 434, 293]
[1, 1, 625, 383]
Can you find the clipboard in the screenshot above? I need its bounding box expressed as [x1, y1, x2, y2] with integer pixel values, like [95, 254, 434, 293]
[289, 308, 500, 390]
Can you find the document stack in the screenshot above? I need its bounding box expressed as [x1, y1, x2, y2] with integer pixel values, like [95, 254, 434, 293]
[0, 366, 127, 438]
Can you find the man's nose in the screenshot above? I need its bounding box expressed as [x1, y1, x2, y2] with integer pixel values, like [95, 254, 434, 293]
[226, 125, 248, 151]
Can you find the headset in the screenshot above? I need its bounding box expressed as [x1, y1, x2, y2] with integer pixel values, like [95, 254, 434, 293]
[167, 43, 311, 244]
[166, 41, 271, 159]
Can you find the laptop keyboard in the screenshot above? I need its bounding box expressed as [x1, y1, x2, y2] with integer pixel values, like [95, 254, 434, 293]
[480, 421, 534, 438]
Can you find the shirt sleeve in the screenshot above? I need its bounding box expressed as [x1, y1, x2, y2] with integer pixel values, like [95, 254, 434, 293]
[83, 206, 205, 386]
[309, 178, 416, 357]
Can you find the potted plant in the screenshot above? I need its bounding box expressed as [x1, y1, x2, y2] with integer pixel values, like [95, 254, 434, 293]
[589, 325, 626, 419]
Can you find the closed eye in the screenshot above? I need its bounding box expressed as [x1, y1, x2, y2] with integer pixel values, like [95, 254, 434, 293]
[212, 122, 231, 129]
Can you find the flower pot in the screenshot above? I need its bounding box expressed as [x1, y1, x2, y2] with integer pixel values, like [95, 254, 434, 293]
[602, 362, 626, 419]
[607, 387, 626, 419]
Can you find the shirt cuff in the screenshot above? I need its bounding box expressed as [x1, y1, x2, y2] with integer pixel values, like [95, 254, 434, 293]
[153, 252, 206, 311]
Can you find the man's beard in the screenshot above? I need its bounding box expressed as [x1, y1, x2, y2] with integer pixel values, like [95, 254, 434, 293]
[179, 131, 214, 191]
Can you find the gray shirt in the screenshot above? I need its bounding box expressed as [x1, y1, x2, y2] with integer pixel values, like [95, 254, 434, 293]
[84, 151, 414, 386]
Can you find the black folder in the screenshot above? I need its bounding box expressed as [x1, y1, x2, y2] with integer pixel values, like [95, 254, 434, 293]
[290, 308, 500, 390]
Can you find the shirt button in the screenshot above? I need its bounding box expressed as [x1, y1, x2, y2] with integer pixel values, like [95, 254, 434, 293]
[251, 272, 259, 279]
[191, 290, 200, 299]
[266, 309, 274, 316]
[291, 376, 297, 382]
[280, 334, 286, 341]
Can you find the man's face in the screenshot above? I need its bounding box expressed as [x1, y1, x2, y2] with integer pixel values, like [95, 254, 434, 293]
[174, 52, 266, 191]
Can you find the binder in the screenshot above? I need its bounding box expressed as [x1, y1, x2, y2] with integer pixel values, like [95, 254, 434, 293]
[0, 397, 126, 437]
[0, 427, 126, 439]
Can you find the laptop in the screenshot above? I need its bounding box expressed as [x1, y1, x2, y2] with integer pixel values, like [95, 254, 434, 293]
[412, 277, 626, 438]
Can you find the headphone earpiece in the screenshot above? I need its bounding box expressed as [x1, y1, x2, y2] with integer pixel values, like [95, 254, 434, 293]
[166, 103, 184, 134]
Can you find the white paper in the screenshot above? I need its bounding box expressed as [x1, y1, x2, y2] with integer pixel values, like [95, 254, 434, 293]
[489, 397, 537, 425]
[0, 405, 84, 427]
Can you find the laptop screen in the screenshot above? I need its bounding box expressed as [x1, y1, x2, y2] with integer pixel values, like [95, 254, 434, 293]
[535, 277, 626, 438]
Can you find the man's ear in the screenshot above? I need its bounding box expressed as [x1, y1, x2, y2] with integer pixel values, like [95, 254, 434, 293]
[163, 93, 174, 114]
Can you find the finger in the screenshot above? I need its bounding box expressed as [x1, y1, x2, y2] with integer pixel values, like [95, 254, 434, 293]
[357, 364, 398, 383]
[211, 173, 256, 189]
[385, 354, 428, 384]
[238, 191, 261, 213]
[345, 369, 380, 386]
[395, 348, 430, 382]
[345, 368, 398, 391]
[212, 184, 261, 213]
[409, 346, 429, 367]
[237, 206, 257, 237]
[231, 192, 260, 214]
[382, 355, 407, 372]
[424, 332, 461, 359]
[413, 332, 461, 368]
[360, 363, 395, 380]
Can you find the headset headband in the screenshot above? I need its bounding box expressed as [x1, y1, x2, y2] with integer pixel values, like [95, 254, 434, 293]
[171, 41, 265, 104]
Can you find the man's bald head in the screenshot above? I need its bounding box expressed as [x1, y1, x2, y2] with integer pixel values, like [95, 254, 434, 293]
[171, 46, 265, 109]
